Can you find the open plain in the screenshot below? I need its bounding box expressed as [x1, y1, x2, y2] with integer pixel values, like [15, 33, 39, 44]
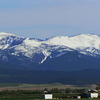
[0, 83, 97, 91]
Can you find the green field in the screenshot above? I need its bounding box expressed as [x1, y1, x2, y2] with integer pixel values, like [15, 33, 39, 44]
[0, 96, 38, 100]
[0, 97, 99, 100]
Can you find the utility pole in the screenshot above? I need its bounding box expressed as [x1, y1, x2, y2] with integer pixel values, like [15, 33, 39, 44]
[17, 84, 18, 91]
[39, 82, 41, 99]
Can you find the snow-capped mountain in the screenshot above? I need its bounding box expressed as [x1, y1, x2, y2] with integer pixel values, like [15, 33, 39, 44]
[0, 32, 100, 71]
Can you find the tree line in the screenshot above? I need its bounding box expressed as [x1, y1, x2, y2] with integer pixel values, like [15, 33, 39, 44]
[0, 88, 86, 95]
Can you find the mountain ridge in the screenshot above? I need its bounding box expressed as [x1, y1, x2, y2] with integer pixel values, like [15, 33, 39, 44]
[0, 32, 100, 71]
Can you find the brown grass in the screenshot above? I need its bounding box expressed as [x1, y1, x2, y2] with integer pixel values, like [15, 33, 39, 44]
[0, 83, 97, 91]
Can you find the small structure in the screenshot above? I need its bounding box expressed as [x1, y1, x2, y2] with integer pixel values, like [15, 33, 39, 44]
[81, 89, 98, 98]
[73, 96, 81, 99]
[41, 94, 53, 99]
[90, 93, 98, 98]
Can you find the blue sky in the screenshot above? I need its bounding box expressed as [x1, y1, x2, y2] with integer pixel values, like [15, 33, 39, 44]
[0, 0, 100, 39]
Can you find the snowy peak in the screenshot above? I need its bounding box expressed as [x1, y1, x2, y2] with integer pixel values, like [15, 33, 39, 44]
[0, 32, 16, 37]
[0, 32, 100, 64]
[23, 38, 42, 47]
[1, 32, 100, 50]
[0, 32, 24, 49]
[45, 33, 100, 50]
[0, 32, 100, 71]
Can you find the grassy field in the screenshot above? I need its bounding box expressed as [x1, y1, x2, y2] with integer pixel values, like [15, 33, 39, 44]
[0, 83, 97, 91]
[0, 83, 97, 100]
[0, 96, 38, 100]
[0, 97, 99, 100]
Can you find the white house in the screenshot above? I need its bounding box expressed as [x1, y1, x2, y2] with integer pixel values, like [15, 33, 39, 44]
[82, 89, 98, 98]
[41, 94, 53, 99]
[89, 93, 98, 98]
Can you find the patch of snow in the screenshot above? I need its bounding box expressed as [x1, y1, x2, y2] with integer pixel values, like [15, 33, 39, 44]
[55, 52, 66, 57]
[40, 50, 51, 63]
[0, 32, 16, 37]
[44, 34, 100, 50]
[78, 55, 81, 58]
[23, 38, 41, 47]
[2, 56, 8, 61]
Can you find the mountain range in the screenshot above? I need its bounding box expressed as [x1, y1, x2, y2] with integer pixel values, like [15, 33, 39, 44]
[0, 32, 100, 85]
[0, 32, 100, 71]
